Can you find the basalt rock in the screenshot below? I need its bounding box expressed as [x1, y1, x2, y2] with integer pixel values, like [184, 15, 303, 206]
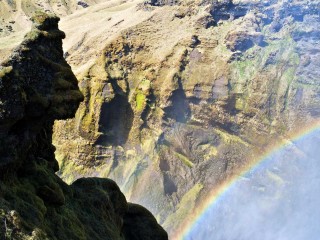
[0, 12, 167, 240]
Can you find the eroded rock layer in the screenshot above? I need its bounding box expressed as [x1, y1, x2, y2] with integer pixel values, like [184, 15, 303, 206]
[0, 12, 167, 240]
[51, 0, 320, 237]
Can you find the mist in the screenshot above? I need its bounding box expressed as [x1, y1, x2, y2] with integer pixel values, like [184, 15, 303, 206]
[185, 129, 320, 240]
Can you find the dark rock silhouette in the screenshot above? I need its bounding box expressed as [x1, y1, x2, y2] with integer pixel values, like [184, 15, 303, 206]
[0, 12, 167, 240]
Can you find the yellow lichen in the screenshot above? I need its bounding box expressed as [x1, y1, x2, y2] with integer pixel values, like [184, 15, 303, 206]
[214, 128, 249, 146]
[174, 152, 194, 167]
[135, 92, 146, 111]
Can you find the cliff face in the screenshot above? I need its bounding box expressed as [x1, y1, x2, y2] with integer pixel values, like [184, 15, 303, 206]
[0, 12, 167, 240]
[0, 0, 103, 35]
[0, 0, 111, 62]
[51, 0, 320, 237]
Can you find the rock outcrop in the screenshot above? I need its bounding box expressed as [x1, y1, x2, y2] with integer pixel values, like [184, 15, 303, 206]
[0, 12, 167, 240]
[50, 0, 320, 237]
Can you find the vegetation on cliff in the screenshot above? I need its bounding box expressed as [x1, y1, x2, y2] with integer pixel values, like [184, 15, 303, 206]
[0, 12, 167, 240]
[50, 0, 320, 237]
[2, 0, 318, 238]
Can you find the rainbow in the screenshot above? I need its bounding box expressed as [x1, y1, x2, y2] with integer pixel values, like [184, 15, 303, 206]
[173, 120, 320, 240]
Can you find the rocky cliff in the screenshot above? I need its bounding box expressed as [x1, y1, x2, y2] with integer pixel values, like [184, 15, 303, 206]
[50, 0, 320, 237]
[0, 12, 167, 240]
[0, 0, 104, 36]
[0, 0, 113, 62]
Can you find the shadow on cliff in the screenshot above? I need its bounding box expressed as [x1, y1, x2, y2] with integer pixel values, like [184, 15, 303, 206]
[0, 12, 168, 240]
[96, 86, 134, 146]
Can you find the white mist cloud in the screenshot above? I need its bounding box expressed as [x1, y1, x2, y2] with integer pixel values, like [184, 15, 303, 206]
[186, 130, 320, 240]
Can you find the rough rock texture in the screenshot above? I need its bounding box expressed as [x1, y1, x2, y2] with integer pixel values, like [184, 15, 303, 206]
[0, 0, 124, 61]
[50, 0, 320, 237]
[0, 0, 103, 36]
[0, 12, 167, 240]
